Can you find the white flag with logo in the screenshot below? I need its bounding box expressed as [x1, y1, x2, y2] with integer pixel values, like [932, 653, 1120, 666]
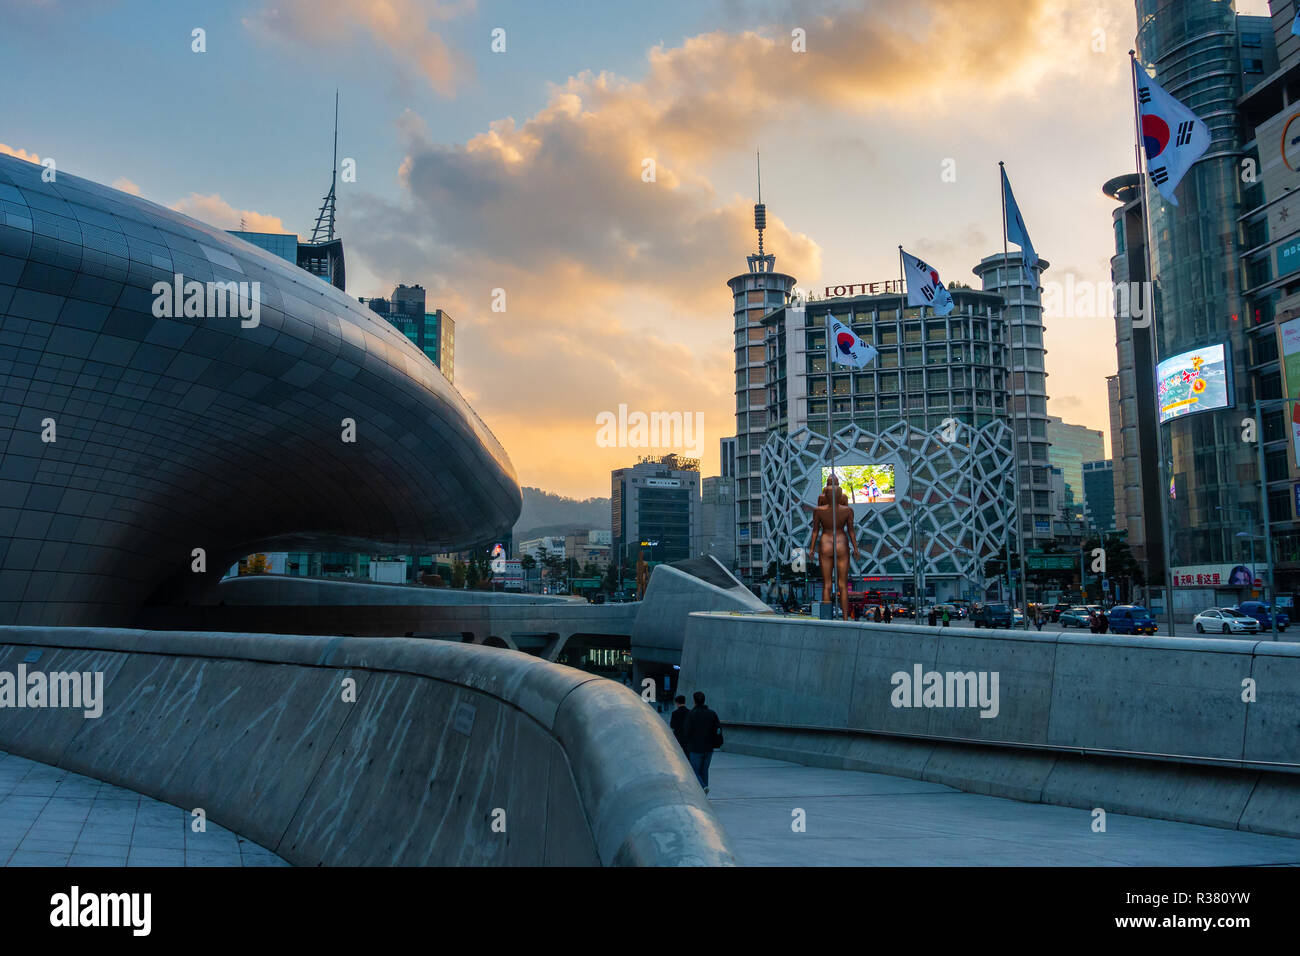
[901, 249, 955, 316]
[828, 315, 878, 368]
[1134, 61, 1210, 206]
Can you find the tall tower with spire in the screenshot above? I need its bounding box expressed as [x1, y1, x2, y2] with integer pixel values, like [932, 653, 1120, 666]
[726, 153, 797, 585]
[297, 91, 347, 291]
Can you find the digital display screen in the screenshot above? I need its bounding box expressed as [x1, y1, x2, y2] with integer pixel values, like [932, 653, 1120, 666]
[820, 464, 896, 503]
[1156, 343, 1230, 424]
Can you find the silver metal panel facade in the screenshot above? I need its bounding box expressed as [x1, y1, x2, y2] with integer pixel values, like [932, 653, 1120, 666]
[0, 155, 520, 625]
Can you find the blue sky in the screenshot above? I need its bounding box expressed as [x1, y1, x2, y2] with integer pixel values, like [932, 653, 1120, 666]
[2, 0, 1275, 495]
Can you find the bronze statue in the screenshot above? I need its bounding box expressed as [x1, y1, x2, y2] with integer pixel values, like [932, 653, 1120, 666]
[808, 475, 859, 620]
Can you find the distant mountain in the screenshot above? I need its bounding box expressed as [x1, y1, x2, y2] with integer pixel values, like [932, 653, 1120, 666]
[513, 487, 609, 542]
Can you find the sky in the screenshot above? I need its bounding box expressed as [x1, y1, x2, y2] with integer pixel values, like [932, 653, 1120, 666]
[0, 0, 1278, 498]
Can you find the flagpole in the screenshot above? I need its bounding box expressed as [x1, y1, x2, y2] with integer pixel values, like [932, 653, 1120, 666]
[827, 310, 839, 618]
[1129, 49, 1177, 637]
[899, 246, 921, 613]
[999, 162, 1030, 622]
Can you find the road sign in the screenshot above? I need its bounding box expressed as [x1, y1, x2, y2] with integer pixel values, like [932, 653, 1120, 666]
[1027, 555, 1075, 571]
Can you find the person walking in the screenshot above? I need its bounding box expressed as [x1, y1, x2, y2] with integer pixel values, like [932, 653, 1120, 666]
[928, 606, 937, 627]
[941, 607, 951, 627]
[883, 603, 893, 624]
[684, 691, 722, 793]
[669, 695, 690, 755]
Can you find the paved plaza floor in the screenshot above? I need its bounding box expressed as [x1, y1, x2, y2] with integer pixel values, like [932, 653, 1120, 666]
[704, 751, 1300, 866]
[0, 751, 288, 867]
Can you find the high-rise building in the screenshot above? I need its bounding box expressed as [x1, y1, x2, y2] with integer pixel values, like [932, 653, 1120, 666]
[1135, 0, 1276, 590]
[1045, 416, 1105, 522]
[1083, 460, 1116, 535]
[611, 455, 702, 569]
[1235, 0, 1300, 595]
[362, 284, 455, 383]
[227, 229, 346, 292]
[1104, 174, 1165, 577]
[972, 253, 1054, 546]
[727, 182, 797, 584]
[700, 476, 736, 569]
[756, 287, 1017, 602]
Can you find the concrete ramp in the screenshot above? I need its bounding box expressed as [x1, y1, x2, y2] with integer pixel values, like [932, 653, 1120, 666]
[632, 557, 769, 666]
[0, 627, 734, 866]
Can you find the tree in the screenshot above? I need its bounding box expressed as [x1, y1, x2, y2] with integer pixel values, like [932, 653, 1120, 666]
[247, 553, 269, 575]
[519, 554, 536, 571]
[451, 559, 467, 589]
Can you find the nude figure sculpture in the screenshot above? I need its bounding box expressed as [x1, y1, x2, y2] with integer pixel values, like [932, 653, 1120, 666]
[807, 474, 860, 620]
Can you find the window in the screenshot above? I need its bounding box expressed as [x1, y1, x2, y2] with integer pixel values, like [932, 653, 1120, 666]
[808, 355, 827, 374]
[927, 368, 948, 389]
[904, 346, 923, 366]
[879, 372, 899, 391]
[833, 376, 851, 396]
[926, 322, 946, 342]
[809, 379, 828, 397]
[854, 373, 873, 391]
[905, 370, 924, 391]
[855, 396, 874, 412]
[877, 325, 898, 345]
[927, 345, 948, 365]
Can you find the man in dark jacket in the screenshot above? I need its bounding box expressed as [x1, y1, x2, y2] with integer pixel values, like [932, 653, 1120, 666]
[684, 691, 721, 793]
[669, 695, 690, 754]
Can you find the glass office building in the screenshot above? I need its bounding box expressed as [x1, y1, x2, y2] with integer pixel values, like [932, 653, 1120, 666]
[1135, 0, 1275, 574]
[363, 284, 455, 384]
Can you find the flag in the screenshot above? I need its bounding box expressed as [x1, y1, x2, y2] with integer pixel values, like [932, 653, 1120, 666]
[901, 249, 955, 315]
[1169, 475, 1176, 500]
[1001, 166, 1037, 272]
[1134, 60, 1211, 206]
[827, 315, 878, 368]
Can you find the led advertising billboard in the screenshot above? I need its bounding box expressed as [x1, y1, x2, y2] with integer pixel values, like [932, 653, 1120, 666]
[1156, 343, 1230, 424]
[820, 463, 896, 503]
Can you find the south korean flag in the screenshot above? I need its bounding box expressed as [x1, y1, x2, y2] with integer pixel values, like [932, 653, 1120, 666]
[827, 315, 879, 368]
[901, 249, 955, 316]
[1134, 60, 1210, 206]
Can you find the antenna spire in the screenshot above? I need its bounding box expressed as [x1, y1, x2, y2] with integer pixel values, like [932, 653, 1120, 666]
[753, 151, 766, 257]
[310, 90, 340, 243]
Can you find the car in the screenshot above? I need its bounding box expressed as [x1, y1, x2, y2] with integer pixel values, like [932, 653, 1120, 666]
[1058, 606, 1093, 628]
[971, 603, 1013, 628]
[1193, 608, 1260, 635]
[1012, 608, 1026, 628]
[1049, 602, 1072, 622]
[1107, 605, 1159, 635]
[1235, 600, 1289, 632]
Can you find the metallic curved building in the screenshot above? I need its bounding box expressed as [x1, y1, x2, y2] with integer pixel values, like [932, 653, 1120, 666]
[0, 154, 520, 626]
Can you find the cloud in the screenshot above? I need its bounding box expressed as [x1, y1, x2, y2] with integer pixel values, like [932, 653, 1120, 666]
[111, 176, 141, 195]
[169, 193, 287, 233]
[0, 143, 40, 163]
[243, 0, 474, 96]
[344, 0, 1133, 495]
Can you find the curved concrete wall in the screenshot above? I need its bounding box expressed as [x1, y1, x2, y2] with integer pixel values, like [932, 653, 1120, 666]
[680, 613, 1300, 837]
[0, 627, 734, 866]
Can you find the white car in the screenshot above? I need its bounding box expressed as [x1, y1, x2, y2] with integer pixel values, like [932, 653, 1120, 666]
[1193, 608, 1260, 635]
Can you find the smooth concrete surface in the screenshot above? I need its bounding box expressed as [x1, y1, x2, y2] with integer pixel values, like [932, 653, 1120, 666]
[211, 575, 578, 606]
[680, 613, 1300, 838]
[137, 599, 640, 659]
[707, 751, 1300, 866]
[631, 559, 769, 666]
[0, 627, 734, 866]
[0, 751, 286, 867]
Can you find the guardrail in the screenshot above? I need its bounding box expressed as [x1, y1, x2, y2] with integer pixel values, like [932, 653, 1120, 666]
[0, 627, 734, 866]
